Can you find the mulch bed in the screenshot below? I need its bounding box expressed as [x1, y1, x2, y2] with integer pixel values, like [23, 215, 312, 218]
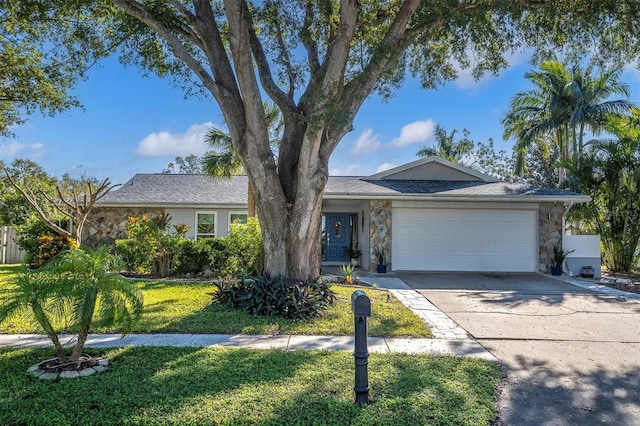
[38, 354, 101, 373]
[598, 272, 640, 295]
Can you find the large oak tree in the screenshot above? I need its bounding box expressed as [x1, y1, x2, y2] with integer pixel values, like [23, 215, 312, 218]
[71, 1, 640, 279]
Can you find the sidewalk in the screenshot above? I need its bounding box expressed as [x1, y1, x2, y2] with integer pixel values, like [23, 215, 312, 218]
[0, 333, 496, 360]
[0, 270, 496, 361]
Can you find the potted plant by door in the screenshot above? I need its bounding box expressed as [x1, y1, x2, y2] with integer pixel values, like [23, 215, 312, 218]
[550, 242, 574, 276]
[374, 246, 387, 273]
[344, 243, 362, 267]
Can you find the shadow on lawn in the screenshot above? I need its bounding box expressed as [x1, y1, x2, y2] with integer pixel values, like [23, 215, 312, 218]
[0, 346, 324, 425]
[0, 347, 500, 425]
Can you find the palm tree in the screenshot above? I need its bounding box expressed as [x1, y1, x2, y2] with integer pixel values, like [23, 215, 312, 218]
[502, 60, 634, 176]
[0, 247, 144, 364]
[416, 125, 474, 163]
[0, 265, 67, 362]
[569, 65, 634, 157]
[202, 103, 283, 217]
[562, 110, 640, 272]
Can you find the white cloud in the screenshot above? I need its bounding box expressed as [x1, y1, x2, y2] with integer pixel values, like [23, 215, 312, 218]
[376, 162, 396, 173]
[351, 128, 381, 156]
[0, 141, 44, 159]
[330, 164, 362, 176]
[136, 122, 216, 157]
[388, 119, 436, 148]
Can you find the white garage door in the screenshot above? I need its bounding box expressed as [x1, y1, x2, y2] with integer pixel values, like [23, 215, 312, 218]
[392, 208, 536, 272]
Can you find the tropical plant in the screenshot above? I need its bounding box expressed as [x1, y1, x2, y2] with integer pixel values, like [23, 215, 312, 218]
[35, 234, 78, 267]
[374, 246, 387, 266]
[551, 243, 575, 268]
[340, 264, 357, 284]
[0, 265, 68, 362]
[503, 61, 634, 176]
[563, 119, 640, 272]
[416, 125, 474, 163]
[0, 247, 144, 365]
[212, 275, 336, 320]
[173, 223, 190, 236]
[344, 243, 361, 259]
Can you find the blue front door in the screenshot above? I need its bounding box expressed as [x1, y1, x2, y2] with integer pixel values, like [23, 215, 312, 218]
[325, 213, 351, 262]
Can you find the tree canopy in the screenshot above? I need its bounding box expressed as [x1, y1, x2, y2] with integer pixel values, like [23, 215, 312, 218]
[0, 1, 116, 136]
[564, 112, 640, 272]
[12, 0, 640, 279]
[503, 60, 635, 175]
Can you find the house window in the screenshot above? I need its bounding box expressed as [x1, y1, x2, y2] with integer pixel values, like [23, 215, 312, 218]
[196, 212, 216, 239]
[228, 211, 248, 230]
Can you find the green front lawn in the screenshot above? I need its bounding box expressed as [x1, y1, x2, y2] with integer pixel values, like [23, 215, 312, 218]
[0, 346, 501, 425]
[0, 264, 431, 337]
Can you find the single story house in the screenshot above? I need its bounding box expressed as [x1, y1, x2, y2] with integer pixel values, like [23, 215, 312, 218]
[85, 156, 590, 273]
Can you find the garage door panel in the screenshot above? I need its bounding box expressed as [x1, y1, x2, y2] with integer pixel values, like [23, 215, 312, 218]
[392, 208, 536, 272]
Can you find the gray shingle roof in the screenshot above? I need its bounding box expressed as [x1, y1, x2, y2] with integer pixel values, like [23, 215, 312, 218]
[325, 177, 586, 199]
[100, 174, 248, 206]
[98, 173, 588, 207]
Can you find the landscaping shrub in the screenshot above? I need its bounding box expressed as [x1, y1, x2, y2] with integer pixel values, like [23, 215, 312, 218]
[11, 215, 76, 267]
[175, 238, 220, 274]
[115, 213, 181, 276]
[114, 238, 139, 272]
[151, 235, 180, 277]
[212, 275, 336, 320]
[205, 237, 234, 274]
[226, 217, 264, 275]
[115, 214, 263, 278]
[35, 234, 78, 266]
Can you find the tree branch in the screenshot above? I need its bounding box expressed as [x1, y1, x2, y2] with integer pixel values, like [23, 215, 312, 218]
[247, 4, 296, 110]
[3, 169, 71, 238]
[319, 0, 424, 157]
[191, 0, 246, 119]
[266, 1, 296, 99]
[111, 0, 219, 99]
[299, 0, 320, 74]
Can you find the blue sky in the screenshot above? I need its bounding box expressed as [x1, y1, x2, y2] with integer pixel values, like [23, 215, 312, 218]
[2, 53, 640, 185]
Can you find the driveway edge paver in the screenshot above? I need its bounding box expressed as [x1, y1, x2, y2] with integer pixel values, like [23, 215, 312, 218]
[550, 274, 640, 302]
[359, 276, 470, 340]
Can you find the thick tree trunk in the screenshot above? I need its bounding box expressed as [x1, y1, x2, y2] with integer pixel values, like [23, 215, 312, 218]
[250, 127, 327, 280]
[256, 185, 324, 280]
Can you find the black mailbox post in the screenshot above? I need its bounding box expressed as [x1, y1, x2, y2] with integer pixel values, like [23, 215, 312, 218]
[351, 290, 371, 406]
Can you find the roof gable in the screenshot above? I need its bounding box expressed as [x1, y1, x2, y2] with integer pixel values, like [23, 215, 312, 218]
[365, 156, 497, 182]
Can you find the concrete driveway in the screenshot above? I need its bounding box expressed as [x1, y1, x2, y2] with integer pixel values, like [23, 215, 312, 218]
[398, 272, 640, 426]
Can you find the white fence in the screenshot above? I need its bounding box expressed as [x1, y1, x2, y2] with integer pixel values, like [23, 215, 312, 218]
[563, 234, 601, 278]
[1, 226, 25, 264]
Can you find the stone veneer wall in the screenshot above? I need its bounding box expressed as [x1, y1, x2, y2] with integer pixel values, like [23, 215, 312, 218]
[538, 202, 564, 272]
[82, 207, 165, 247]
[369, 200, 392, 271]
